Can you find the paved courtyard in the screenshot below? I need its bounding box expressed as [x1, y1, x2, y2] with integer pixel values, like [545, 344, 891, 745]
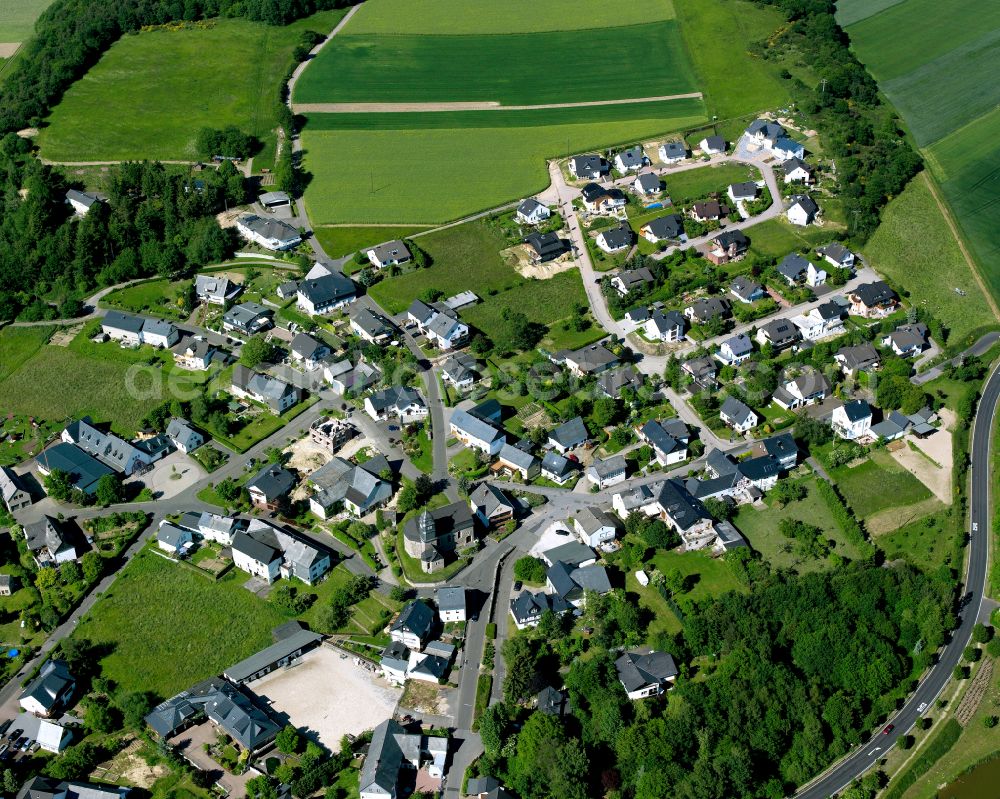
[249, 645, 402, 751]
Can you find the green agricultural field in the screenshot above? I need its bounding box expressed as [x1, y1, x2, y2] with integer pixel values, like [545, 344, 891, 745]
[863, 174, 995, 347]
[0, 0, 53, 42]
[38, 11, 346, 162]
[314, 226, 432, 259]
[673, 0, 790, 120]
[343, 0, 675, 35]
[834, 0, 905, 28]
[0, 326, 53, 382]
[831, 449, 932, 519]
[293, 22, 697, 106]
[74, 547, 287, 698]
[302, 100, 706, 224]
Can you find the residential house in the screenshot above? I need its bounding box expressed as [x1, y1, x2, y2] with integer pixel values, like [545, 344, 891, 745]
[276, 280, 298, 300]
[786, 195, 819, 226]
[351, 307, 395, 345]
[195, 274, 242, 305]
[658, 141, 687, 163]
[296, 272, 356, 315]
[596, 364, 644, 399]
[365, 386, 427, 421]
[323, 358, 380, 395]
[65, 189, 101, 216]
[651, 479, 716, 549]
[683, 356, 717, 387]
[596, 224, 633, 254]
[36, 442, 114, 496]
[637, 419, 689, 466]
[782, 157, 815, 184]
[390, 600, 435, 651]
[745, 118, 785, 147]
[258, 190, 292, 211]
[716, 333, 753, 365]
[308, 417, 356, 453]
[773, 137, 806, 161]
[359, 719, 447, 799]
[166, 418, 203, 453]
[684, 296, 731, 324]
[406, 299, 469, 350]
[290, 332, 331, 369]
[509, 591, 571, 630]
[730, 276, 765, 304]
[572, 507, 618, 547]
[142, 318, 180, 349]
[614, 146, 648, 173]
[308, 455, 392, 518]
[754, 432, 799, 471]
[640, 213, 685, 244]
[706, 229, 749, 265]
[791, 301, 844, 341]
[540, 540, 597, 568]
[366, 240, 411, 270]
[777, 252, 826, 286]
[644, 310, 686, 343]
[690, 200, 726, 222]
[586, 455, 627, 489]
[688, 448, 780, 501]
[437, 586, 466, 623]
[232, 519, 331, 584]
[580, 183, 627, 216]
[546, 560, 612, 608]
[222, 302, 273, 335]
[727, 181, 758, 203]
[402, 503, 475, 573]
[157, 521, 193, 556]
[624, 306, 651, 328]
[62, 417, 167, 476]
[245, 464, 296, 510]
[536, 687, 569, 718]
[379, 640, 454, 685]
[516, 198, 550, 225]
[496, 443, 540, 480]
[171, 336, 217, 371]
[568, 154, 608, 180]
[720, 396, 758, 433]
[882, 323, 929, 357]
[555, 343, 619, 377]
[832, 399, 873, 440]
[835, 342, 881, 376]
[849, 281, 898, 318]
[611, 267, 655, 297]
[756, 318, 800, 350]
[633, 172, 662, 196]
[440, 352, 478, 388]
[699, 136, 726, 155]
[541, 451, 576, 485]
[101, 311, 179, 349]
[236, 215, 301, 250]
[772, 371, 831, 410]
[616, 649, 678, 700]
[548, 417, 589, 453]
[230, 365, 300, 414]
[449, 407, 505, 456]
[19, 660, 75, 718]
[470, 483, 515, 528]
[0, 467, 31, 513]
[523, 231, 570, 263]
[817, 242, 856, 270]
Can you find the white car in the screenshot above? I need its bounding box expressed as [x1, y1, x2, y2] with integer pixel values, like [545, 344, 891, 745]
[917, 702, 927, 713]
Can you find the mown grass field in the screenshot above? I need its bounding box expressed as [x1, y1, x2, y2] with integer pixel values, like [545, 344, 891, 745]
[342, 0, 675, 34]
[746, 217, 835, 260]
[38, 11, 345, 162]
[834, 0, 905, 28]
[663, 162, 759, 204]
[863, 174, 995, 347]
[75, 547, 286, 698]
[302, 100, 707, 224]
[0, 0, 53, 42]
[831, 449, 932, 519]
[102, 279, 190, 321]
[313, 226, 431, 259]
[293, 22, 697, 106]
[0, 326, 54, 382]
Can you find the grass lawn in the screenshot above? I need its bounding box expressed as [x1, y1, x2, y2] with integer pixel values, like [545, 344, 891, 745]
[343, 0, 675, 35]
[647, 547, 745, 605]
[313, 226, 431, 259]
[38, 11, 346, 161]
[878, 509, 960, 575]
[733, 477, 863, 572]
[217, 395, 319, 453]
[301, 99, 707, 224]
[673, 0, 790, 120]
[831, 449, 932, 519]
[664, 162, 759, 204]
[294, 23, 697, 106]
[0, 0, 54, 42]
[407, 427, 433, 474]
[74, 546, 286, 698]
[101, 278, 190, 321]
[0, 326, 54, 382]
[863, 174, 995, 348]
[747, 217, 836, 259]
[625, 569, 682, 641]
[395, 526, 469, 585]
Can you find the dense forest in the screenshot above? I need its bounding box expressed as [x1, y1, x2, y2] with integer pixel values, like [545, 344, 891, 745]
[750, 0, 923, 239]
[481, 560, 952, 799]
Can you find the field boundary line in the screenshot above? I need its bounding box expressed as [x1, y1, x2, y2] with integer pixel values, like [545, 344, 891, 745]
[292, 92, 704, 114]
[921, 171, 1000, 321]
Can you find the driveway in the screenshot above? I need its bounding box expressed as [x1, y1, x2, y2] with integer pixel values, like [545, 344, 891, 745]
[138, 450, 205, 500]
[170, 723, 255, 796]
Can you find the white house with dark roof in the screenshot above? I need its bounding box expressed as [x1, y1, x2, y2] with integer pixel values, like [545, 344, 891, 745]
[699, 136, 726, 155]
[23, 517, 77, 566]
[615, 648, 678, 700]
[231, 365, 300, 414]
[716, 333, 753, 365]
[101, 311, 143, 346]
[720, 396, 758, 433]
[308, 455, 392, 518]
[548, 417, 589, 453]
[166, 418, 203, 453]
[611, 267, 654, 297]
[786, 195, 819, 226]
[440, 353, 478, 388]
[157, 521, 193, 556]
[172, 335, 217, 371]
[640, 213, 685, 244]
[782, 157, 815, 184]
[572, 507, 618, 547]
[449, 407, 505, 456]
[637, 418, 689, 466]
[756, 318, 800, 350]
[290, 332, 331, 369]
[516, 198, 551, 225]
[195, 274, 242, 305]
[832, 399, 872, 440]
[633, 172, 662, 196]
[19, 659, 75, 717]
[236, 215, 301, 250]
[496, 443, 539, 480]
[469, 483, 515, 528]
[541, 451, 576, 485]
[773, 137, 805, 162]
[835, 342, 881, 376]
[614, 146, 648, 173]
[556, 343, 619, 377]
[596, 224, 634, 253]
[245, 464, 296, 510]
[580, 183, 626, 215]
[65, 189, 101, 217]
[350, 307, 395, 344]
[365, 386, 427, 421]
[817, 242, 855, 270]
[745, 118, 785, 147]
[366, 240, 411, 269]
[586, 455, 627, 490]
[727, 181, 758, 203]
[849, 281, 898, 318]
[568, 154, 608, 180]
[296, 270, 356, 316]
[658, 141, 687, 163]
[437, 586, 466, 623]
[791, 301, 844, 341]
[882, 323, 929, 357]
[644, 310, 685, 343]
[730, 276, 765, 304]
[0, 467, 31, 513]
[222, 302, 273, 335]
[776, 252, 825, 287]
[772, 371, 830, 410]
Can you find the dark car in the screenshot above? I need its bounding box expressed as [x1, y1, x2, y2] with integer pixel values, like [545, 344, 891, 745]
[882, 724, 894, 735]
[513, 580, 523, 591]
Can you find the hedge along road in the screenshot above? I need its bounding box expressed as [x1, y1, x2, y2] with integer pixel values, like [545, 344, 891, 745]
[291, 92, 704, 114]
[794, 360, 1000, 799]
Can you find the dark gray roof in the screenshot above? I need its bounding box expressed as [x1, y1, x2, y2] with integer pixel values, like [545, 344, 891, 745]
[841, 399, 872, 422]
[542, 540, 595, 568]
[789, 194, 819, 215]
[702, 135, 726, 151]
[759, 317, 799, 345]
[291, 332, 328, 359]
[687, 296, 731, 321]
[470, 483, 514, 516]
[640, 420, 685, 458]
[246, 464, 296, 501]
[762, 433, 797, 464]
[730, 276, 762, 301]
[232, 530, 282, 564]
[570, 154, 607, 175]
[222, 301, 272, 330]
[239, 214, 300, 242]
[24, 517, 74, 558]
[647, 309, 685, 335]
[747, 118, 785, 140]
[392, 600, 435, 639]
[729, 181, 757, 199]
[298, 273, 355, 305]
[836, 342, 880, 370]
[783, 156, 814, 175]
[517, 198, 547, 217]
[616, 649, 678, 692]
[37, 442, 114, 493]
[642, 213, 684, 240]
[589, 455, 626, 480]
[101, 310, 145, 335]
[549, 416, 589, 449]
[715, 229, 748, 250]
[541, 450, 574, 479]
[721, 395, 755, 425]
[451, 407, 505, 445]
[523, 231, 569, 261]
[498, 442, 537, 472]
[635, 172, 661, 192]
[655, 479, 711, 531]
[19, 659, 73, 712]
[436, 586, 466, 613]
[851, 281, 897, 307]
[661, 141, 687, 158]
[777, 252, 812, 281]
[368, 239, 411, 264]
[224, 628, 323, 683]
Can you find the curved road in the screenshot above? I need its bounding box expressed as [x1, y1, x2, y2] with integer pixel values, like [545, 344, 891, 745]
[795, 360, 1000, 798]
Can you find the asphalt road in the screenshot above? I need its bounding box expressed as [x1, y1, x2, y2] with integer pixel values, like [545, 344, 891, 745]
[794, 360, 1000, 799]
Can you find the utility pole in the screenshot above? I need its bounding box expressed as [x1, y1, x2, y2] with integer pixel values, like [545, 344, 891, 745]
[820, 78, 827, 93]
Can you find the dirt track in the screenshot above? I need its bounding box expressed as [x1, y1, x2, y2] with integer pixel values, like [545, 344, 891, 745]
[292, 92, 704, 114]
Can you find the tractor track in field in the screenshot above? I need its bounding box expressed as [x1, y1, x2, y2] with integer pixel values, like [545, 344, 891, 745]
[291, 92, 704, 114]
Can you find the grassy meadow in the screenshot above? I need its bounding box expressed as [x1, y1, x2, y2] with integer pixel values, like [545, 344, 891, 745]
[831, 450, 932, 520]
[293, 22, 697, 106]
[313, 226, 432, 259]
[0, 326, 54, 382]
[38, 11, 346, 161]
[302, 100, 707, 224]
[0, 0, 53, 42]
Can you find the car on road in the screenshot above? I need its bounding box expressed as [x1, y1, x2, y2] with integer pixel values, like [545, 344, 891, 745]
[513, 581, 523, 591]
[388, 425, 399, 431]
[882, 724, 894, 735]
[918, 702, 927, 713]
